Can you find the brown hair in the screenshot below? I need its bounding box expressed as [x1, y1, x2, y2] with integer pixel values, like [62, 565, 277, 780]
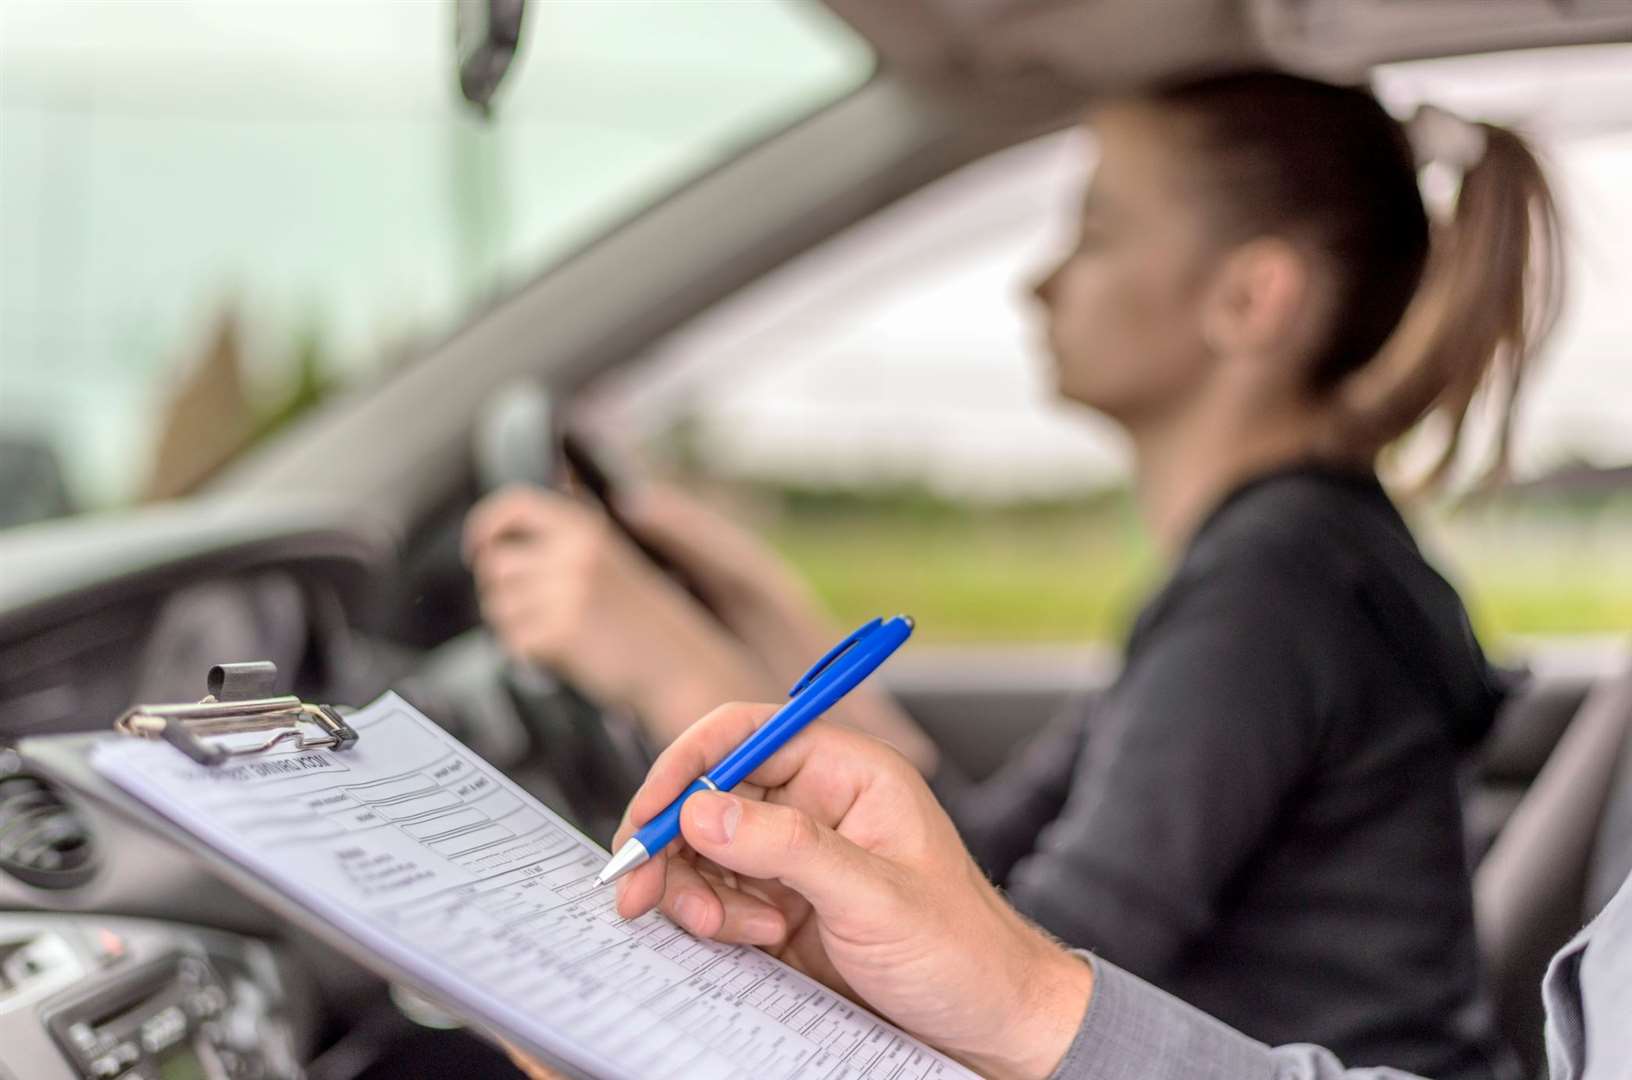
[1145, 71, 1564, 490]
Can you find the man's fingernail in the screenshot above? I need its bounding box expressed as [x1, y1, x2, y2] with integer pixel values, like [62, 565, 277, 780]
[688, 792, 740, 845]
[673, 893, 707, 933]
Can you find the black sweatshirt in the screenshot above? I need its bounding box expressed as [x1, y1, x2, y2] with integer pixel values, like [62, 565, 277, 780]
[938, 465, 1516, 1080]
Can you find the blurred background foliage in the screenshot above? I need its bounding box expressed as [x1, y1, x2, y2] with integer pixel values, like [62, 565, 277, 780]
[696, 480, 1632, 651]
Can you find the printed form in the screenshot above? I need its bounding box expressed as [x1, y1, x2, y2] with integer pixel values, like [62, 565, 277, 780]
[91, 694, 976, 1080]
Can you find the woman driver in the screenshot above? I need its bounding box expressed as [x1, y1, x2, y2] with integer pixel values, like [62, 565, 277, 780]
[468, 71, 1560, 1077]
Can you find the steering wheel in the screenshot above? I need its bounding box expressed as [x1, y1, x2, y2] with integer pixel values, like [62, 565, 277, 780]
[462, 380, 662, 844]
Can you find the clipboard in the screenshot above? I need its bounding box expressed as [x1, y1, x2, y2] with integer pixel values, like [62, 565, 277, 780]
[22, 664, 977, 1080]
[19, 662, 595, 1079]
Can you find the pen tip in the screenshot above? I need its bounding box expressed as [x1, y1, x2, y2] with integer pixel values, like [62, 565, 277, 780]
[597, 839, 650, 888]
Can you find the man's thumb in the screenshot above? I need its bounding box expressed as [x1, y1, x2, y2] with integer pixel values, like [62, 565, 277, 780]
[680, 792, 889, 913]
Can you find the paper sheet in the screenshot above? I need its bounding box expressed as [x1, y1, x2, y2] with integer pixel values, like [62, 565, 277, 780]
[91, 693, 977, 1080]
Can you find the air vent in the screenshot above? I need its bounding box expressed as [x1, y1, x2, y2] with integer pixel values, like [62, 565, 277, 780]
[0, 774, 96, 889]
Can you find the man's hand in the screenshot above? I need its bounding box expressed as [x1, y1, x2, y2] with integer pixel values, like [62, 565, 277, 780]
[463, 486, 774, 741]
[611, 704, 1094, 1080]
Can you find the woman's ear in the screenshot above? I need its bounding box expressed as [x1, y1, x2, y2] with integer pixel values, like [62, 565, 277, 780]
[1198, 238, 1314, 366]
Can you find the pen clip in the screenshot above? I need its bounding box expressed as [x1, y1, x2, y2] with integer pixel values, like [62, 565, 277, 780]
[789, 617, 883, 697]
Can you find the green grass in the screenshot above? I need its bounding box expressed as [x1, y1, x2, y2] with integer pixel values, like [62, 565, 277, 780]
[756, 495, 1632, 648]
[765, 511, 1158, 644]
[1430, 519, 1632, 649]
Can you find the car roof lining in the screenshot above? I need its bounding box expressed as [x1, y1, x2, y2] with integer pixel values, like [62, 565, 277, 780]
[825, 0, 1632, 91]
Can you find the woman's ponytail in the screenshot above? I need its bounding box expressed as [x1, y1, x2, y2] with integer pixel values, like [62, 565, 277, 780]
[1334, 110, 1566, 491]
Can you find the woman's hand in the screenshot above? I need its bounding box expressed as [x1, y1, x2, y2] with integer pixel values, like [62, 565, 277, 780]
[610, 703, 1094, 1080]
[468, 484, 936, 769]
[463, 486, 776, 742]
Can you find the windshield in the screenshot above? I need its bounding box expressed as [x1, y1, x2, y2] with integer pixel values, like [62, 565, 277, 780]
[0, 0, 871, 521]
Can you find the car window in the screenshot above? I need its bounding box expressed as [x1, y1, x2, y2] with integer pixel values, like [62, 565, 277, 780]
[0, 0, 871, 521]
[585, 45, 1632, 648]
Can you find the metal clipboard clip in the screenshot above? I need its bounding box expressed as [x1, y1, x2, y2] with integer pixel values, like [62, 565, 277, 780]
[114, 662, 359, 767]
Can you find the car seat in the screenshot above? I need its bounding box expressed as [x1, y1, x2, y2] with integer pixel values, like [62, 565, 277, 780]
[1473, 657, 1632, 1076]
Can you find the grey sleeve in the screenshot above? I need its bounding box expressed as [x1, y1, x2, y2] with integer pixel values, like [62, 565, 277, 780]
[1545, 860, 1630, 1080]
[1051, 955, 1426, 1080]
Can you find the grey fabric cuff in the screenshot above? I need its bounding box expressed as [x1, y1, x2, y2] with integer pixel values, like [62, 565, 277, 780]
[1048, 952, 1274, 1080]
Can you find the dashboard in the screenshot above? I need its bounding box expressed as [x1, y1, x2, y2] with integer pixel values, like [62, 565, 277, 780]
[0, 504, 400, 1080]
[0, 913, 309, 1080]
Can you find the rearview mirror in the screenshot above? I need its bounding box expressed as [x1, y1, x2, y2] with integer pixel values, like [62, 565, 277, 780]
[0, 434, 72, 528]
[456, 0, 527, 119]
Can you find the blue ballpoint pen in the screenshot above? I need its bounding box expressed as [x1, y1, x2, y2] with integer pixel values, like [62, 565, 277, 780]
[595, 614, 915, 886]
